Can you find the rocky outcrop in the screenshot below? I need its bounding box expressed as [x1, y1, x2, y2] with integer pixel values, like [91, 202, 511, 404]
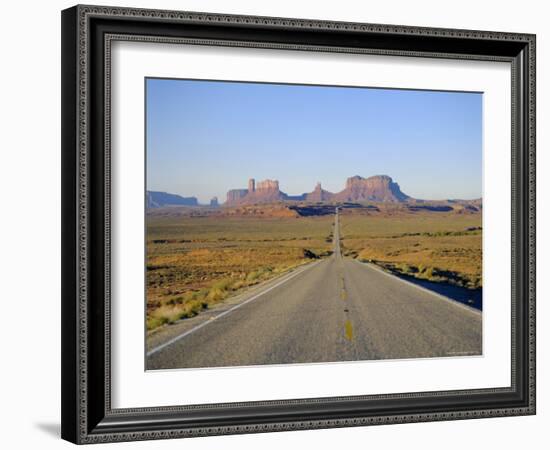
[147, 191, 198, 208]
[224, 175, 411, 205]
[226, 189, 249, 204]
[225, 179, 286, 205]
[305, 182, 334, 203]
[257, 179, 279, 191]
[333, 175, 410, 203]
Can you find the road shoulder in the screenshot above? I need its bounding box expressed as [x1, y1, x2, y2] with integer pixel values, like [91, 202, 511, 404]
[350, 258, 482, 316]
[146, 259, 323, 354]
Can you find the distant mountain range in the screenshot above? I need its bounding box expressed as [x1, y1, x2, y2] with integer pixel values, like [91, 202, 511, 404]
[225, 175, 410, 206]
[147, 175, 478, 208]
[146, 191, 198, 208]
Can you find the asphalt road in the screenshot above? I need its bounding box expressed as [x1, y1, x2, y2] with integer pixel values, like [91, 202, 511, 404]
[147, 209, 482, 370]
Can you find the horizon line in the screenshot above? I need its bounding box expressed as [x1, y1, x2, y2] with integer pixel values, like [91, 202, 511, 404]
[147, 171, 482, 205]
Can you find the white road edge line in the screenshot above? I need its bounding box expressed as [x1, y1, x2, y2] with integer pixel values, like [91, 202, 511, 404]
[352, 259, 482, 316]
[147, 259, 323, 357]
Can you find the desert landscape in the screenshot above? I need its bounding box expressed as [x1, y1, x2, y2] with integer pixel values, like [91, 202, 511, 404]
[145, 78, 482, 369]
[145, 174, 482, 368]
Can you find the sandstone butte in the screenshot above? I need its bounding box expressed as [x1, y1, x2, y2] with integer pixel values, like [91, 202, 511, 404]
[225, 175, 410, 206]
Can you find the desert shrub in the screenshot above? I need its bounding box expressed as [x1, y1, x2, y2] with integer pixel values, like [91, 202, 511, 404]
[186, 300, 206, 316]
[246, 267, 272, 283]
[147, 316, 168, 331]
[231, 280, 246, 290]
[246, 270, 261, 282]
[206, 287, 227, 302]
[423, 266, 434, 278]
[211, 278, 233, 291]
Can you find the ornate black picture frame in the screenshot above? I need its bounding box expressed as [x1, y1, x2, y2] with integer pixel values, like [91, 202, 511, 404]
[61, 4, 536, 444]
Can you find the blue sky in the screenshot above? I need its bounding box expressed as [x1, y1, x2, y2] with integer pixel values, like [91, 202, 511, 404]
[146, 78, 482, 203]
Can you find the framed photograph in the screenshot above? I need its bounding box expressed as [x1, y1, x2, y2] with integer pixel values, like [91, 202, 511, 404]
[61, 5, 536, 444]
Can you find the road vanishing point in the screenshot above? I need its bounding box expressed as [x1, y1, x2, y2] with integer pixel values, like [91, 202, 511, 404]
[147, 209, 482, 370]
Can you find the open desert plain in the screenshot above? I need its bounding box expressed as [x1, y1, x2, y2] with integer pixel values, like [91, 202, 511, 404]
[146, 175, 482, 369]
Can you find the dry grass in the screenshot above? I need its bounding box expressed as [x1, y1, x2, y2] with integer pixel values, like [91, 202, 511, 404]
[340, 210, 482, 289]
[146, 215, 333, 331]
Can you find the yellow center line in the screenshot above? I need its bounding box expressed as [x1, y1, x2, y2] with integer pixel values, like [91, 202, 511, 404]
[344, 320, 353, 341]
